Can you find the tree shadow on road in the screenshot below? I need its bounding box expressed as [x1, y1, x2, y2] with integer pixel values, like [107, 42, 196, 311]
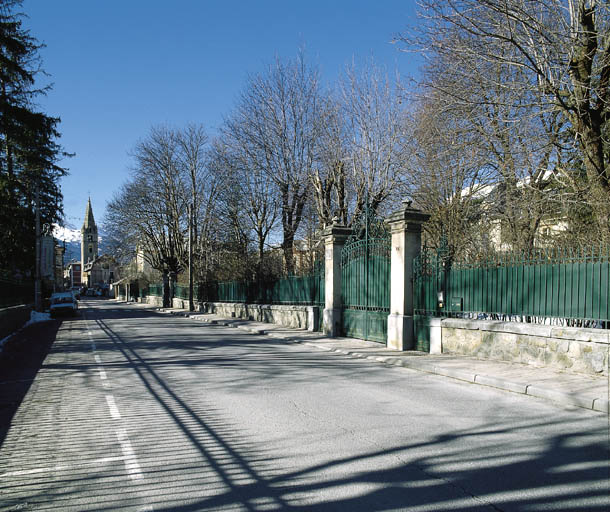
[1, 310, 607, 511]
[89, 317, 610, 512]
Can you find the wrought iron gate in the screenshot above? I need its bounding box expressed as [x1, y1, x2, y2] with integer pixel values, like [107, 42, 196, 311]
[341, 206, 391, 343]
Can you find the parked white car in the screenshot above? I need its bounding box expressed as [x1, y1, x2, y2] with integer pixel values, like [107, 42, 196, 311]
[49, 291, 78, 317]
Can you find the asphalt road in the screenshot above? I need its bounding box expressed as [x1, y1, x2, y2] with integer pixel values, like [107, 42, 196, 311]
[0, 299, 608, 511]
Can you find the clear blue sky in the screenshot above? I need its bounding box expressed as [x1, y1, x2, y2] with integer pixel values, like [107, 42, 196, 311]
[21, 0, 420, 229]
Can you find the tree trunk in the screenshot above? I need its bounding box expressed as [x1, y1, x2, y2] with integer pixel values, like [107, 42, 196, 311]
[169, 272, 177, 306]
[162, 270, 170, 308]
[578, 124, 610, 240]
[282, 236, 295, 275]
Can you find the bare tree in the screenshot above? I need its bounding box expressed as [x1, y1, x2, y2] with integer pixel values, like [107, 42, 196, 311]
[175, 123, 219, 281]
[209, 136, 279, 279]
[309, 61, 410, 230]
[339, 61, 411, 219]
[310, 93, 350, 227]
[105, 126, 188, 306]
[402, 0, 610, 240]
[224, 52, 321, 274]
[422, 41, 567, 252]
[408, 89, 492, 259]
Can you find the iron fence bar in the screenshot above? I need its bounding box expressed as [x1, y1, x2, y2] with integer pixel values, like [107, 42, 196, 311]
[413, 245, 610, 326]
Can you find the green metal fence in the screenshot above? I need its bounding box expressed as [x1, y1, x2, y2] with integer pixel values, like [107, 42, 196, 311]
[0, 275, 34, 308]
[414, 246, 610, 329]
[148, 283, 163, 297]
[174, 284, 191, 300]
[198, 270, 325, 307]
[144, 270, 324, 311]
[266, 273, 325, 305]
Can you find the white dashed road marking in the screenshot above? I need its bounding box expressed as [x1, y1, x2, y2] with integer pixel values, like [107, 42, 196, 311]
[115, 428, 144, 480]
[84, 313, 146, 486]
[105, 395, 121, 419]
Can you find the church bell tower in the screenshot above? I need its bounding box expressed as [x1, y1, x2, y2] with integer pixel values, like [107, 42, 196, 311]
[81, 198, 99, 266]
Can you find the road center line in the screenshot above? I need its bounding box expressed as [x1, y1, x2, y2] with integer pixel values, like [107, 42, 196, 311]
[105, 395, 121, 419]
[85, 316, 144, 482]
[115, 428, 144, 480]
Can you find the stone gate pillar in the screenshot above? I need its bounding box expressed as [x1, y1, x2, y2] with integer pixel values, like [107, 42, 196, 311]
[323, 222, 352, 337]
[386, 201, 430, 350]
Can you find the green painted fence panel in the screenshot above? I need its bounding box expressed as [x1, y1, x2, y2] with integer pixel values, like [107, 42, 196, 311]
[148, 283, 163, 297]
[414, 247, 610, 326]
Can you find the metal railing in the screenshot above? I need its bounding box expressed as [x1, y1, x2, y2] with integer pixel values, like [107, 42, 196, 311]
[414, 245, 610, 327]
[202, 272, 325, 307]
[143, 273, 324, 307]
[147, 283, 163, 297]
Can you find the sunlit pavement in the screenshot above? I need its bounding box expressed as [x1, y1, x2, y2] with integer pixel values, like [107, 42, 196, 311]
[0, 299, 608, 511]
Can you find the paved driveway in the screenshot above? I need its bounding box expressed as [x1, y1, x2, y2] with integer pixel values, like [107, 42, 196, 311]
[0, 300, 608, 511]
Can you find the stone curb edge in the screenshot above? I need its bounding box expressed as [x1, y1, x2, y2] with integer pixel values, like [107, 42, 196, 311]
[159, 308, 609, 414]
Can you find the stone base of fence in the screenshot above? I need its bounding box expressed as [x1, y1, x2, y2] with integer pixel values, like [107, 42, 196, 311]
[149, 295, 164, 307]
[172, 297, 188, 310]
[0, 305, 32, 341]
[136, 295, 163, 307]
[203, 302, 319, 332]
[425, 317, 609, 376]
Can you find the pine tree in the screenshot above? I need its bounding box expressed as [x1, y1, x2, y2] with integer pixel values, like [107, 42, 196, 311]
[0, 0, 68, 274]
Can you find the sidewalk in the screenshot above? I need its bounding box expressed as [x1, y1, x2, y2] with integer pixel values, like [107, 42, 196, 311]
[150, 305, 609, 414]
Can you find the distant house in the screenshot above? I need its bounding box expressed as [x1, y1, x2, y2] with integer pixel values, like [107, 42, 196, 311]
[64, 262, 81, 289]
[135, 245, 153, 274]
[267, 239, 322, 275]
[459, 177, 569, 252]
[82, 254, 118, 289]
[486, 217, 569, 252]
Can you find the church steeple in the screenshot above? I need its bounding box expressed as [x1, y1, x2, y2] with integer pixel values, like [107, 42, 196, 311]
[83, 197, 96, 229]
[81, 198, 99, 266]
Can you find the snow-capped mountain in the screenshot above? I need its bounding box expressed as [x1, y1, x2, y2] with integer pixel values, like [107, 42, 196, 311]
[53, 224, 81, 243]
[53, 224, 110, 263]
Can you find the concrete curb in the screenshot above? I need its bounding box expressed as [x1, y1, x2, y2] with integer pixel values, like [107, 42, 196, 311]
[524, 385, 595, 411]
[159, 308, 608, 413]
[592, 398, 609, 413]
[473, 375, 528, 394]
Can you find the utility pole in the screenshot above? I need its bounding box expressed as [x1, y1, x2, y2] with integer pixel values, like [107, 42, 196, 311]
[188, 202, 194, 312]
[34, 183, 42, 311]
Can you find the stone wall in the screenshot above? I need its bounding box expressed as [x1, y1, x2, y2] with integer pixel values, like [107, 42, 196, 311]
[139, 297, 318, 331]
[0, 305, 32, 341]
[147, 295, 164, 307]
[172, 297, 187, 309]
[204, 302, 319, 331]
[440, 318, 609, 376]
